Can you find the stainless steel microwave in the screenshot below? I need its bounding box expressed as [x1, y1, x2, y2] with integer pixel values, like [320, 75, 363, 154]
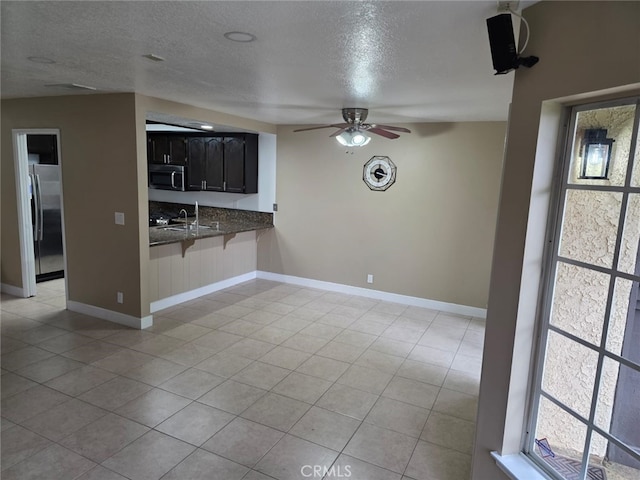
[148, 164, 186, 191]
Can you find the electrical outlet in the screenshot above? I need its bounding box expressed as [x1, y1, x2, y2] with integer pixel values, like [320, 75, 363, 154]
[273, 203, 278, 212]
[367, 274, 374, 284]
[117, 291, 124, 304]
[497, 0, 519, 12]
[115, 212, 125, 225]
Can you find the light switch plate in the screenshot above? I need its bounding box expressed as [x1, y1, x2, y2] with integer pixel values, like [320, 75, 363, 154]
[115, 212, 125, 225]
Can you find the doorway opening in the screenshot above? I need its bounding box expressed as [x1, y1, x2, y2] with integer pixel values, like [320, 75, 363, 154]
[12, 129, 67, 298]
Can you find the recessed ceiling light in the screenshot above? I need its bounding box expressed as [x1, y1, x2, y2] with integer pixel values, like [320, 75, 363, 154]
[27, 56, 56, 64]
[45, 83, 97, 91]
[143, 54, 165, 62]
[201, 125, 214, 130]
[224, 31, 256, 43]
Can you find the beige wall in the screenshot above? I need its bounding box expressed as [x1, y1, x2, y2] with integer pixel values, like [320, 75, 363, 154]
[473, 2, 640, 479]
[258, 122, 506, 309]
[1, 94, 146, 317]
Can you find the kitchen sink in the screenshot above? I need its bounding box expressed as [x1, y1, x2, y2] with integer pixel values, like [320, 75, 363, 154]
[160, 225, 212, 232]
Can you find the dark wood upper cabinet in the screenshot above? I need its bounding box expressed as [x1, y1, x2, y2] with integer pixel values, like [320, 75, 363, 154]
[147, 134, 188, 165]
[147, 132, 258, 193]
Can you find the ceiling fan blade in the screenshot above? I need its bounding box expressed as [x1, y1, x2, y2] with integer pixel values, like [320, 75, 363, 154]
[293, 124, 349, 132]
[370, 124, 411, 133]
[369, 127, 400, 139]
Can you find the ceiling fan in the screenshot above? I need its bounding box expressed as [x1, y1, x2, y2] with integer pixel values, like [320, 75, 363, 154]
[293, 108, 411, 146]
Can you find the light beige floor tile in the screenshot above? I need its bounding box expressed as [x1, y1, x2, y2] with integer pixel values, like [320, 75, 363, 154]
[219, 319, 265, 336]
[382, 377, 440, 410]
[463, 328, 484, 345]
[147, 316, 186, 333]
[337, 364, 393, 395]
[333, 329, 377, 348]
[241, 393, 311, 431]
[467, 318, 486, 332]
[159, 368, 225, 399]
[316, 384, 378, 420]
[355, 349, 404, 374]
[369, 337, 414, 358]
[360, 310, 399, 326]
[333, 454, 403, 480]
[61, 341, 123, 363]
[1, 444, 95, 480]
[372, 301, 408, 316]
[217, 305, 256, 318]
[408, 345, 455, 368]
[160, 342, 217, 366]
[195, 352, 254, 378]
[442, 369, 480, 396]
[457, 340, 483, 359]
[396, 359, 448, 386]
[60, 413, 149, 462]
[222, 338, 276, 359]
[1, 384, 71, 423]
[317, 312, 356, 328]
[116, 388, 192, 427]
[280, 333, 329, 353]
[302, 299, 338, 313]
[21, 398, 107, 441]
[198, 380, 267, 414]
[1, 336, 28, 354]
[344, 423, 417, 474]
[382, 324, 425, 344]
[259, 346, 311, 370]
[432, 387, 478, 422]
[202, 417, 284, 467]
[255, 434, 339, 480]
[1, 346, 55, 371]
[190, 313, 235, 329]
[270, 315, 313, 332]
[272, 372, 332, 404]
[45, 365, 117, 396]
[249, 325, 296, 344]
[420, 411, 476, 454]
[290, 406, 360, 451]
[90, 349, 155, 375]
[418, 324, 466, 352]
[450, 352, 482, 376]
[292, 306, 328, 320]
[123, 357, 187, 386]
[318, 292, 353, 305]
[162, 449, 249, 480]
[365, 396, 430, 438]
[15, 354, 83, 383]
[405, 440, 472, 480]
[344, 297, 378, 310]
[193, 331, 244, 351]
[316, 340, 366, 363]
[11, 324, 67, 345]
[347, 319, 392, 336]
[432, 313, 471, 329]
[102, 430, 195, 480]
[242, 309, 284, 325]
[232, 361, 291, 390]
[156, 402, 234, 446]
[1, 424, 51, 471]
[1, 372, 37, 399]
[37, 332, 95, 354]
[78, 376, 152, 410]
[130, 334, 185, 356]
[102, 329, 158, 348]
[402, 306, 439, 323]
[75, 465, 129, 480]
[296, 355, 350, 381]
[299, 322, 343, 340]
[163, 323, 212, 341]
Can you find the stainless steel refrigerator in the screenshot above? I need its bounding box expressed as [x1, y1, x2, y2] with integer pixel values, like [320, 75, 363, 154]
[29, 160, 64, 282]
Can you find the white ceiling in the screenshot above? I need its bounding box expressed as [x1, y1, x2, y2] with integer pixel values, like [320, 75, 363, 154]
[1, 1, 527, 126]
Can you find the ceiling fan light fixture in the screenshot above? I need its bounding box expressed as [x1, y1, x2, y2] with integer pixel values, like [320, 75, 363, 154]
[336, 129, 371, 147]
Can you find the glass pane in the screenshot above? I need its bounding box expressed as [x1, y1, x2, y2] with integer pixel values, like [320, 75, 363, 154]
[606, 278, 638, 358]
[618, 194, 640, 275]
[550, 262, 609, 346]
[632, 121, 640, 188]
[533, 396, 587, 479]
[596, 357, 640, 442]
[558, 189, 622, 268]
[568, 104, 636, 187]
[542, 330, 598, 418]
[590, 431, 640, 480]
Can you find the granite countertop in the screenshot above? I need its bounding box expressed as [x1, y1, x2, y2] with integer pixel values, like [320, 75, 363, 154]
[149, 201, 273, 247]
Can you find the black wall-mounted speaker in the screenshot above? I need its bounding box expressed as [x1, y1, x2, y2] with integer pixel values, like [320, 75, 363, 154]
[486, 13, 518, 75]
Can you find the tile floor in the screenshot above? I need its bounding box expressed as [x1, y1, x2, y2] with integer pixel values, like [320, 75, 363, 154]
[1, 278, 484, 480]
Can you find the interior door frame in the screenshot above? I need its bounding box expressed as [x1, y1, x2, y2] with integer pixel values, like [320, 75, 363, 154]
[12, 128, 67, 298]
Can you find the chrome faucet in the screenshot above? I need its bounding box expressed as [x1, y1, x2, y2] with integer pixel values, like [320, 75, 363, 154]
[179, 208, 188, 230]
[194, 201, 199, 231]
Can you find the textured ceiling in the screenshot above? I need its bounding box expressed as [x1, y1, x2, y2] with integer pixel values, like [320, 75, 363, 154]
[0, 1, 528, 126]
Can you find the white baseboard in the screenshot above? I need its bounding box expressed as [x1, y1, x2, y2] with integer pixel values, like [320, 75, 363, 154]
[1, 283, 27, 298]
[150, 271, 258, 313]
[67, 300, 153, 330]
[257, 271, 487, 318]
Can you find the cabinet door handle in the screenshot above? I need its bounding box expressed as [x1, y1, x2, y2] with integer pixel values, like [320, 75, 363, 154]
[223, 181, 226, 191]
[204, 180, 207, 189]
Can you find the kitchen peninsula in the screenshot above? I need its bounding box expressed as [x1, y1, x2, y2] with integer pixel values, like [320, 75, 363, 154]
[148, 201, 273, 310]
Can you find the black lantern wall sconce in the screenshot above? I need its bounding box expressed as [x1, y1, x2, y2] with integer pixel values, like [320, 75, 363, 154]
[580, 128, 615, 180]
